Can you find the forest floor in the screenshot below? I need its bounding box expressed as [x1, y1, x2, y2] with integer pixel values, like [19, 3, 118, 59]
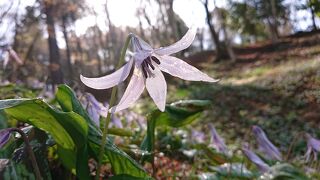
[144, 30, 320, 178]
[2, 30, 320, 179]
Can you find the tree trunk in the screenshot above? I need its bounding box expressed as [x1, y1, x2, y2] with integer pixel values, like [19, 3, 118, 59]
[44, 1, 64, 87]
[62, 15, 73, 83]
[222, 26, 236, 62]
[309, 0, 318, 30]
[198, 29, 204, 51]
[105, 2, 117, 66]
[93, 27, 103, 75]
[168, 1, 178, 40]
[203, 0, 223, 60]
[270, 0, 279, 42]
[218, 7, 236, 62]
[24, 30, 41, 61]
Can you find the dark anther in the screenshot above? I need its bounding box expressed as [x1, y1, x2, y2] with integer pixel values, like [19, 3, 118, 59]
[141, 56, 160, 78]
[146, 57, 155, 70]
[151, 56, 160, 64]
[141, 61, 148, 78]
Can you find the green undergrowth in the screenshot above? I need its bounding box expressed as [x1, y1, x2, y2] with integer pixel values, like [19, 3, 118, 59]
[166, 57, 320, 157]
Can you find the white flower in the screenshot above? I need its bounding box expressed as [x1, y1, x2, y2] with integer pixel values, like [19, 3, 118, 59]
[80, 27, 218, 112]
[252, 125, 282, 161]
[208, 123, 229, 155]
[304, 133, 320, 162]
[242, 143, 270, 173]
[82, 93, 108, 127]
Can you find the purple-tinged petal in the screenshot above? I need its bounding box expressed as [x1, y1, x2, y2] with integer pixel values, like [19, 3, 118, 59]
[146, 67, 167, 112]
[158, 55, 219, 82]
[87, 104, 100, 127]
[80, 59, 134, 89]
[111, 116, 123, 128]
[154, 26, 197, 56]
[252, 126, 282, 161]
[208, 123, 228, 154]
[110, 66, 145, 112]
[308, 134, 320, 152]
[242, 143, 270, 173]
[85, 93, 101, 108]
[132, 35, 153, 52]
[304, 133, 320, 162]
[82, 93, 110, 127]
[304, 143, 312, 162]
[0, 129, 12, 148]
[191, 130, 205, 143]
[85, 93, 109, 117]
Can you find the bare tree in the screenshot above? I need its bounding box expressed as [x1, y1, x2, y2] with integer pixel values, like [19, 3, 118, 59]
[201, 0, 223, 60]
[43, 0, 64, 87]
[214, 7, 236, 61]
[61, 15, 73, 81]
[270, 0, 279, 42]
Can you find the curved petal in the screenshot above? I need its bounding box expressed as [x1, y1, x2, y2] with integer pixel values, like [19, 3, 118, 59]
[110, 66, 145, 113]
[154, 26, 197, 56]
[158, 55, 219, 82]
[80, 59, 133, 89]
[146, 67, 167, 112]
[132, 35, 153, 52]
[242, 143, 270, 173]
[0, 128, 11, 148]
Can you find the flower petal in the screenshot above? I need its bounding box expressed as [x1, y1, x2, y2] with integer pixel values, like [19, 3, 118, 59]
[208, 123, 228, 155]
[158, 55, 219, 82]
[87, 104, 100, 127]
[110, 66, 145, 112]
[80, 59, 133, 89]
[252, 126, 282, 161]
[242, 143, 270, 173]
[132, 35, 153, 52]
[146, 67, 167, 112]
[0, 129, 12, 148]
[154, 26, 197, 55]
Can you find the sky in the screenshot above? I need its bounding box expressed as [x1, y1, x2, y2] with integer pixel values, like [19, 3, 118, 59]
[75, 0, 226, 35]
[0, 0, 319, 48]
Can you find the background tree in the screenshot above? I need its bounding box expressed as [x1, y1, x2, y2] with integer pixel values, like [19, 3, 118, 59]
[201, 0, 224, 60]
[252, 0, 288, 42]
[307, 0, 320, 30]
[43, 0, 64, 87]
[229, 1, 268, 43]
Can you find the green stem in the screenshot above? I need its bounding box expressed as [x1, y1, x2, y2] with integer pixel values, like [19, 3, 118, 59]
[285, 132, 303, 161]
[11, 128, 42, 180]
[95, 34, 132, 180]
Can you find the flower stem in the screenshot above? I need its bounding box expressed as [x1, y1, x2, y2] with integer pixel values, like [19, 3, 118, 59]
[95, 34, 132, 180]
[11, 128, 42, 180]
[285, 132, 303, 161]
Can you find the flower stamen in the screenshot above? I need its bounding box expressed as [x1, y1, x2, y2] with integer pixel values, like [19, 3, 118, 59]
[146, 57, 155, 70]
[141, 56, 161, 78]
[151, 56, 160, 64]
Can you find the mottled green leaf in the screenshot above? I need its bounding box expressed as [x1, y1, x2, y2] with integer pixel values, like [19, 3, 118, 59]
[55, 85, 149, 178]
[0, 98, 89, 180]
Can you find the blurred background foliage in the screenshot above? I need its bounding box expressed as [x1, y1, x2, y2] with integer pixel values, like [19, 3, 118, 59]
[0, 0, 320, 179]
